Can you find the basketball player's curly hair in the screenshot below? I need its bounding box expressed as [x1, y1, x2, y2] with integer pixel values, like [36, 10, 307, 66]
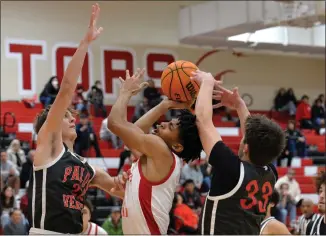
[316, 171, 326, 193]
[244, 114, 286, 166]
[34, 105, 77, 134]
[176, 109, 203, 163]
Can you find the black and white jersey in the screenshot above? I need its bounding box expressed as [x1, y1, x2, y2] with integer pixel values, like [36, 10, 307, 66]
[260, 216, 275, 234]
[27, 143, 96, 234]
[200, 141, 277, 235]
[297, 213, 319, 235]
[306, 215, 326, 235]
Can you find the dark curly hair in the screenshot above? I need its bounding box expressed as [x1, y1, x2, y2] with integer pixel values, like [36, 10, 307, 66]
[316, 171, 326, 193]
[244, 114, 286, 166]
[176, 110, 203, 163]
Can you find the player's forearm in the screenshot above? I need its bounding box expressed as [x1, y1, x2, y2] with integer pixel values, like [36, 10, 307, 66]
[60, 40, 89, 95]
[235, 100, 250, 136]
[108, 93, 131, 129]
[90, 167, 115, 192]
[195, 79, 215, 123]
[134, 101, 169, 133]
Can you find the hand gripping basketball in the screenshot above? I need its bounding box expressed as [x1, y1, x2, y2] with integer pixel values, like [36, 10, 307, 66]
[162, 98, 194, 110]
[119, 68, 148, 96]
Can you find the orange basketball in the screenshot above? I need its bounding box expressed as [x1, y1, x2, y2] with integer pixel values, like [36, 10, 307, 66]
[161, 60, 200, 102]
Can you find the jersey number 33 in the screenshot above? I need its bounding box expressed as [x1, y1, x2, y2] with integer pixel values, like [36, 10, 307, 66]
[240, 180, 273, 213]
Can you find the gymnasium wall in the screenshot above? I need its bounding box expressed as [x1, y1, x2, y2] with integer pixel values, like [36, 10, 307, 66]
[1, 1, 325, 110]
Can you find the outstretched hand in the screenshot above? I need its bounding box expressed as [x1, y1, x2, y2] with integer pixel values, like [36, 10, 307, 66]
[84, 3, 103, 43]
[119, 68, 148, 96]
[212, 85, 243, 109]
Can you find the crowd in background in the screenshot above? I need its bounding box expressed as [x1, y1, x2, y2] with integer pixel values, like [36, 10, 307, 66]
[274, 88, 325, 134]
[0, 76, 325, 234]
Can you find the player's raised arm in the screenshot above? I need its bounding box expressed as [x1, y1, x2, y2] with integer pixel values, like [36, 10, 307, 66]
[192, 71, 222, 156]
[107, 69, 171, 159]
[36, 4, 102, 145]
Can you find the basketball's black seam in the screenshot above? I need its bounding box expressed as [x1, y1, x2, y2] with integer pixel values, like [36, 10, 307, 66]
[180, 62, 200, 89]
[175, 62, 190, 101]
[169, 68, 173, 100]
[161, 66, 197, 83]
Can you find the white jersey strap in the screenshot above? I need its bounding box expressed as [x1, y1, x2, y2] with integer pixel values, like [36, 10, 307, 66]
[260, 217, 275, 235]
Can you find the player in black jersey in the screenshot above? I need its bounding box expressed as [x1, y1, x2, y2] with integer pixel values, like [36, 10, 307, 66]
[260, 190, 290, 235]
[306, 171, 326, 235]
[28, 4, 126, 234]
[192, 71, 286, 234]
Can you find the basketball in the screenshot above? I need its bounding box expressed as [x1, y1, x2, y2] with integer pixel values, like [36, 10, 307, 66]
[161, 60, 200, 102]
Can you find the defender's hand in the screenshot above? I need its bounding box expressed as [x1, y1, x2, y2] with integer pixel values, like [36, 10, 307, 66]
[212, 85, 244, 110]
[84, 3, 103, 43]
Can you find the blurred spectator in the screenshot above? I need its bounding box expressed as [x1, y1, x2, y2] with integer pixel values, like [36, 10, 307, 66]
[1, 186, 17, 227]
[311, 98, 325, 129]
[143, 79, 162, 108]
[274, 88, 296, 116]
[39, 76, 59, 108]
[132, 98, 150, 123]
[182, 179, 202, 212]
[276, 183, 297, 226]
[100, 118, 123, 149]
[3, 208, 28, 235]
[277, 149, 292, 167]
[1, 150, 20, 194]
[20, 150, 34, 189]
[19, 182, 29, 221]
[75, 114, 102, 157]
[82, 199, 107, 235]
[221, 107, 238, 123]
[296, 198, 318, 235]
[169, 193, 198, 234]
[72, 84, 88, 115]
[101, 206, 123, 235]
[200, 158, 212, 192]
[180, 160, 203, 190]
[278, 120, 307, 167]
[6, 139, 26, 172]
[296, 95, 313, 129]
[275, 169, 301, 203]
[88, 80, 107, 117]
[318, 94, 325, 106]
[286, 88, 297, 106]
